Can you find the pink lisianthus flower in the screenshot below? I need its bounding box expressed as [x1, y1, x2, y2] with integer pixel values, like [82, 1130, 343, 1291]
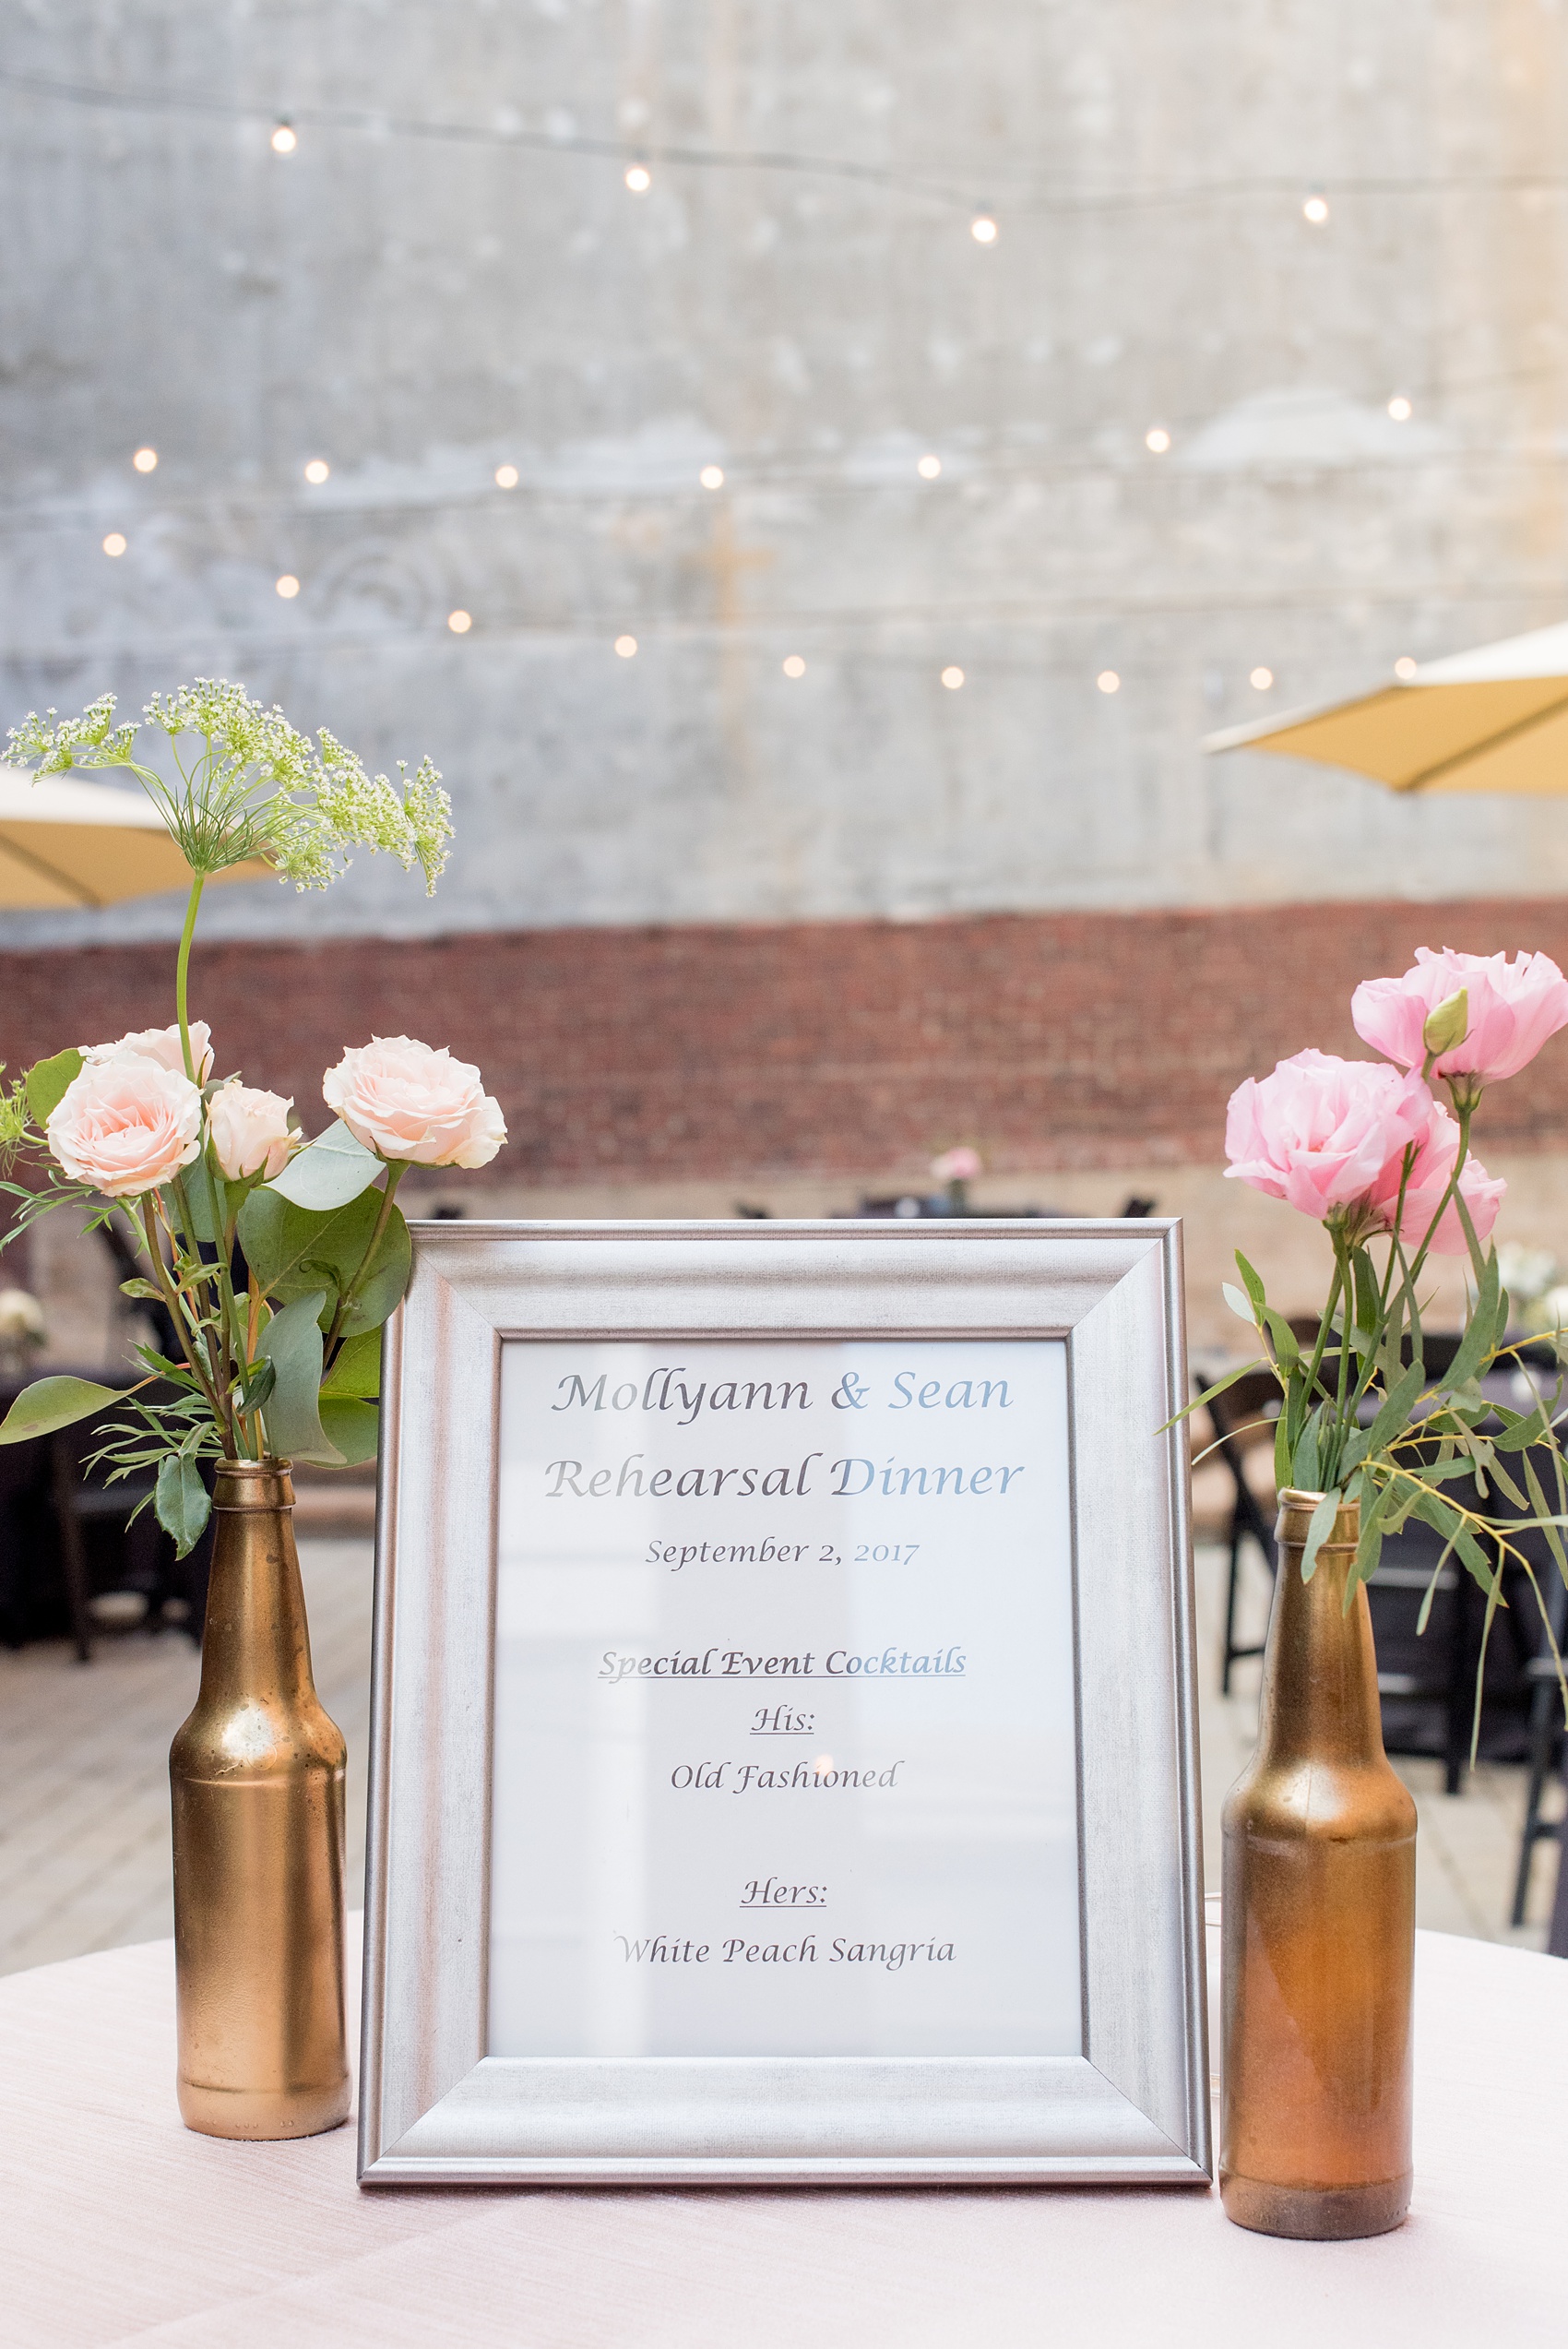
[1351, 947, 1568, 1097]
[80, 1020, 214, 1082]
[1367, 1100, 1505, 1257]
[931, 1146, 983, 1184]
[322, 1036, 506, 1168]
[1224, 1049, 1433, 1224]
[207, 1081, 297, 1183]
[45, 1055, 203, 1198]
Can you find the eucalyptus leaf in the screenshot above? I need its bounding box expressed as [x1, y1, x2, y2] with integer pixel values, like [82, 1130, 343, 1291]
[255, 1291, 341, 1465]
[320, 1329, 382, 1401]
[24, 1047, 83, 1125]
[0, 1375, 126, 1447]
[1362, 1361, 1425, 1461]
[155, 1456, 211, 1558]
[1299, 1485, 1342, 1583]
[266, 1118, 382, 1211]
[236, 1183, 410, 1337]
[319, 1398, 379, 1466]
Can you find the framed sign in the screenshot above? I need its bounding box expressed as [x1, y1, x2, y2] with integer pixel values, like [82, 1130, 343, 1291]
[359, 1221, 1209, 2187]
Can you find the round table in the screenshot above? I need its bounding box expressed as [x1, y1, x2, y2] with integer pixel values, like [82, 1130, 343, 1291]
[2, 1922, 1561, 2347]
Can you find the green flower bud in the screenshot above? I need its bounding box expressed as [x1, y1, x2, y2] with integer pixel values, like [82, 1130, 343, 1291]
[1422, 987, 1468, 1057]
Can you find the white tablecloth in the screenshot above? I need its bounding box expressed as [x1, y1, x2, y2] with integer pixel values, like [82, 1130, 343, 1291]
[1, 1923, 1562, 2347]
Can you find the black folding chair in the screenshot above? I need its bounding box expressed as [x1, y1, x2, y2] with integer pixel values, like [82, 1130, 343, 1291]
[1205, 1367, 1283, 1694]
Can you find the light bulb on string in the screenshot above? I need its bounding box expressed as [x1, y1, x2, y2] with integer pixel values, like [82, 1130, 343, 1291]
[615, 635, 638, 658]
[102, 532, 127, 558]
[1097, 670, 1120, 695]
[303, 459, 330, 484]
[969, 212, 998, 244]
[917, 454, 942, 480]
[1395, 656, 1419, 680]
[132, 447, 158, 473]
[699, 465, 725, 490]
[1145, 427, 1171, 454]
[624, 163, 651, 194]
[271, 123, 298, 154]
[276, 574, 300, 599]
[1302, 190, 1329, 224]
[941, 666, 965, 690]
[1250, 666, 1274, 691]
[494, 464, 518, 488]
[1387, 395, 1412, 422]
[447, 609, 472, 635]
[783, 655, 806, 678]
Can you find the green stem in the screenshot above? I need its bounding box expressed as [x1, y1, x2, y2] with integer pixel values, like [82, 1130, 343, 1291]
[139, 1197, 233, 1452]
[322, 1160, 408, 1367]
[174, 873, 205, 1083]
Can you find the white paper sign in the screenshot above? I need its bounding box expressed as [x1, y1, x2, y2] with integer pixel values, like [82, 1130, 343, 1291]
[489, 1338, 1079, 2060]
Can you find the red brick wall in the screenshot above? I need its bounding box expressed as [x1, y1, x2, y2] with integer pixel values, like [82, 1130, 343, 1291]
[6, 900, 1568, 1181]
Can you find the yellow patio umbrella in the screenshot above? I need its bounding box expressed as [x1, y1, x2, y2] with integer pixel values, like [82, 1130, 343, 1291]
[0, 768, 271, 908]
[1202, 622, 1568, 794]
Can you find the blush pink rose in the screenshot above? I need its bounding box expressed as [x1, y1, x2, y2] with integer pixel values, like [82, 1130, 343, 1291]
[208, 1081, 297, 1182]
[46, 1055, 203, 1198]
[80, 1020, 214, 1082]
[1352, 947, 1568, 1091]
[322, 1036, 506, 1168]
[1366, 1100, 1506, 1257]
[1224, 1049, 1433, 1222]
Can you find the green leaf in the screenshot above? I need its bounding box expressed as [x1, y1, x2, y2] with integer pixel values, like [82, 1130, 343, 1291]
[0, 1374, 127, 1447]
[319, 1398, 379, 1466]
[24, 1048, 83, 1125]
[178, 1168, 231, 1247]
[1293, 1412, 1322, 1495]
[237, 1182, 410, 1336]
[1222, 1282, 1256, 1326]
[1299, 1485, 1342, 1583]
[1443, 1247, 1500, 1392]
[1362, 1360, 1426, 1461]
[1259, 1306, 1301, 1371]
[1234, 1251, 1267, 1316]
[255, 1291, 341, 1464]
[237, 1358, 276, 1415]
[155, 1455, 211, 1558]
[265, 1118, 382, 1211]
[320, 1329, 382, 1400]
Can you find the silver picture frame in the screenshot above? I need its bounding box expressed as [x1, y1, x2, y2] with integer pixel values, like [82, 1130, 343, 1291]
[358, 1219, 1210, 2187]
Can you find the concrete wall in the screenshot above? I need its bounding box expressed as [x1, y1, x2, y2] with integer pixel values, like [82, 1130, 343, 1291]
[4, 0, 1568, 955]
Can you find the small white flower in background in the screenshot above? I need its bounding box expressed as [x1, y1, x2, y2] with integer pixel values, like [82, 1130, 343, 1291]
[323, 1036, 506, 1169]
[0, 1288, 46, 1348]
[80, 1020, 214, 1081]
[1496, 1241, 1559, 1311]
[46, 1056, 203, 1198]
[931, 1146, 983, 1185]
[208, 1081, 298, 1182]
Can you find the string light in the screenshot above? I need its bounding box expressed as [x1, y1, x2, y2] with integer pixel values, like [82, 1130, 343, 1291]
[447, 609, 472, 634]
[1395, 655, 1420, 679]
[1145, 427, 1171, 454]
[1250, 666, 1274, 690]
[969, 213, 998, 244]
[1097, 670, 1120, 694]
[132, 447, 158, 473]
[303, 459, 330, 484]
[624, 163, 651, 194]
[101, 532, 126, 557]
[1387, 395, 1412, 422]
[270, 122, 297, 154]
[614, 634, 638, 658]
[699, 464, 725, 489]
[941, 665, 965, 689]
[782, 654, 806, 677]
[494, 464, 518, 488]
[917, 453, 943, 480]
[275, 574, 300, 598]
[1302, 191, 1329, 223]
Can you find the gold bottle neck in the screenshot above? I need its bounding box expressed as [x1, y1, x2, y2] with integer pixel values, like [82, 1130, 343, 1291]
[197, 1462, 315, 1710]
[1260, 1493, 1386, 1767]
